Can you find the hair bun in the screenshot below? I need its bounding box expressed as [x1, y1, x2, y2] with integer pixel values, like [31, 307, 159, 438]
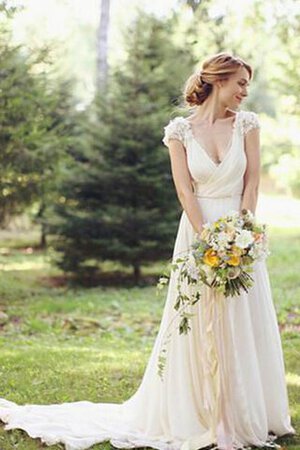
[183, 71, 212, 106]
[182, 52, 252, 108]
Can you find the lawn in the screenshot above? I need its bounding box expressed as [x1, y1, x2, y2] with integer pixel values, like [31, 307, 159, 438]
[0, 225, 299, 450]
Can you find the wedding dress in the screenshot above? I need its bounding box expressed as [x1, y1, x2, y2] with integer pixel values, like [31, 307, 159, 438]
[0, 110, 296, 450]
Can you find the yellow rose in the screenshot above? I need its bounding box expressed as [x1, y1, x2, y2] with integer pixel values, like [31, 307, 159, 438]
[231, 245, 243, 256]
[227, 254, 240, 266]
[203, 249, 220, 267]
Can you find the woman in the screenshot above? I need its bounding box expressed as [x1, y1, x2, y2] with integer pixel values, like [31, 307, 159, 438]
[0, 52, 296, 450]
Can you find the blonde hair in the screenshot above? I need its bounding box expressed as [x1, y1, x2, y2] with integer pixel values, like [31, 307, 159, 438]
[183, 52, 253, 107]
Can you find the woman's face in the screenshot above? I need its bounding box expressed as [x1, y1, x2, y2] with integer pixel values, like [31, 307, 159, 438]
[218, 66, 250, 108]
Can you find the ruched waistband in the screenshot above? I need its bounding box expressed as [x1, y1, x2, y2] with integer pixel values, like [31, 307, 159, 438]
[193, 193, 242, 199]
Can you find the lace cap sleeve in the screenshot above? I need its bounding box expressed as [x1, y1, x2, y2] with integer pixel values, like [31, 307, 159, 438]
[162, 117, 187, 147]
[241, 111, 260, 135]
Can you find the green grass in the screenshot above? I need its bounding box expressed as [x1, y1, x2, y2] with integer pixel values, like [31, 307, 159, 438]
[0, 226, 299, 449]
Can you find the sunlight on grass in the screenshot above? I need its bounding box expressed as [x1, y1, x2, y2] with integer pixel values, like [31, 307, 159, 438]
[0, 261, 47, 271]
[286, 372, 300, 387]
[257, 194, 300, 228]
[0, 346, 142, 360]
[0, 249, 51, 272]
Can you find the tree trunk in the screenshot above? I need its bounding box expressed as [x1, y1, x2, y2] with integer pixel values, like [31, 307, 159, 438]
[96, 0, 111, 93]
[133, 263, 141, 285]
[37, 202, 47, 249]
[40, 223, 47, 248]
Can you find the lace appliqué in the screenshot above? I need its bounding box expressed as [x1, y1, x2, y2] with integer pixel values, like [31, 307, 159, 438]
[241, 111, 260, 135]
[162, 117, 190, 147]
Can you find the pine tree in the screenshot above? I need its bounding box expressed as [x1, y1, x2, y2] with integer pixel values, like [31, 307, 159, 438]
[0, 15, 75, 233]
[50, 12, 193, 284]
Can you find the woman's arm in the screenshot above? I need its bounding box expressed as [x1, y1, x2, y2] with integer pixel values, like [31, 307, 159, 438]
[241, 126, 260, 214]
[167, 139, 204, 234]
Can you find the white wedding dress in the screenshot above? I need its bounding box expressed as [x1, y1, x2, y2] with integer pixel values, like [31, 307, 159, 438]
[0, 110, 296, 450]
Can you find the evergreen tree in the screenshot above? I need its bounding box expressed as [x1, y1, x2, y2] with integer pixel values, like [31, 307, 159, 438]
[0, 20, 75, 233]
[50, 11, 193, 283]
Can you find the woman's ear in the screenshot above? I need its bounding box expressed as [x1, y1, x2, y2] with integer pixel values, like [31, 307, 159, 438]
[216, 78, 224, 89]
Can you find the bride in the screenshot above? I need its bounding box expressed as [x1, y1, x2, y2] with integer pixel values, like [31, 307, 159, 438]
[0, 52, 296, 450]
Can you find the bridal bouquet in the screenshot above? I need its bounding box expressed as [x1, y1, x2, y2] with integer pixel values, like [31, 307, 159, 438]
[156, 208, 269, 379]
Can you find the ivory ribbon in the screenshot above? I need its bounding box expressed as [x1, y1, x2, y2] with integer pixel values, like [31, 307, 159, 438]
[202, 289, 224, 440]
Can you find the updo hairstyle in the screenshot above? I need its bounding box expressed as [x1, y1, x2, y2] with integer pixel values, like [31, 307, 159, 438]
[183, 52, 252, 107]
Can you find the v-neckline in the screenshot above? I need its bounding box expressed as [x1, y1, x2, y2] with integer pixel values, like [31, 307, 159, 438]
[185, 110, 241, 168]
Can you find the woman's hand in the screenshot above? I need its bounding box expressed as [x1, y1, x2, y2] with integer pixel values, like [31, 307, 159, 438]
[194, 224, 204, 239]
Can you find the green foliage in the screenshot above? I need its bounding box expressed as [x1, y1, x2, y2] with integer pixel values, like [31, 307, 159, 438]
[49, 12, 193, 281]
[272, 3, 300, 115]
[0, 23, 76, 230]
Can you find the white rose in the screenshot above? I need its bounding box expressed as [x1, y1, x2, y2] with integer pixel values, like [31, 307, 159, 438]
[235, 230, 254, 249]
[216, 231, 230, 248]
